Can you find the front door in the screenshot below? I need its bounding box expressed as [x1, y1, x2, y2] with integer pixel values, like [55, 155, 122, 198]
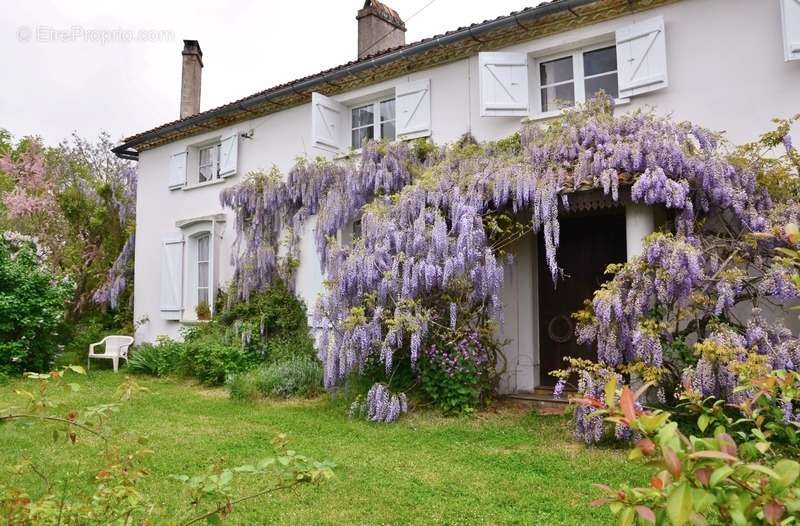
[537, 211, 627, 386]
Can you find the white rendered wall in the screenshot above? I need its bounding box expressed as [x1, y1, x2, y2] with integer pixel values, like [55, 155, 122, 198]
[133, 0, 800, 393]
[625, 203, 656, 260]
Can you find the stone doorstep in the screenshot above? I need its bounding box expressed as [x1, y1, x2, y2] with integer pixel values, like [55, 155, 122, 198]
[504, 387, 572, 414]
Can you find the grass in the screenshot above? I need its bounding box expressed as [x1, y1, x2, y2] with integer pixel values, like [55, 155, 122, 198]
[0, 371, 646, 525]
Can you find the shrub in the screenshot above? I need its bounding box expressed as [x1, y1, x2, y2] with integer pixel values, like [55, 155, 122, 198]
[0, 236, 72, 374]
[127, 337, 183, 377]
[419, 330, 495, 415]
[584, 378, 800, 525]
[181, 336, 249, 385]
[219, 282, 315, 364]
[228, 356, 323, 400]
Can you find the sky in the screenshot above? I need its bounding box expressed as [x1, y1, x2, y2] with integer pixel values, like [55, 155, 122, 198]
[0, 0, 543, 146]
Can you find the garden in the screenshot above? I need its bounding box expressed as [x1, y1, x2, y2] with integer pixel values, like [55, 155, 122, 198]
[3, 96, 800, 524]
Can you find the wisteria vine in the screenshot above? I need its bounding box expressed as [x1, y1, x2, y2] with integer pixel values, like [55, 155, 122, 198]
[222, 97, 800, 412]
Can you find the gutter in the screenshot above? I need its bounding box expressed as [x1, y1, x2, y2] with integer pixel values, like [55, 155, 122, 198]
[112, 0, 599, 161]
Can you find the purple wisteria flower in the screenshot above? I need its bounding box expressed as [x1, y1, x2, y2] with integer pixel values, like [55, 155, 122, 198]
[220, 94, 797, 408]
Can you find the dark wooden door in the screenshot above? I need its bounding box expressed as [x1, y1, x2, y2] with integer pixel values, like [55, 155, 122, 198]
[538, 211, 627, 386]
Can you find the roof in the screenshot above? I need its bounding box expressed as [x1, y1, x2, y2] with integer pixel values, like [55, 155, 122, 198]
[113, 0, 675, 159]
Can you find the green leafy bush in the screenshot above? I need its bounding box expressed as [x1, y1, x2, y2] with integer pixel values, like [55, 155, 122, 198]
[127, 337, 183, 377]
[180, 327, 250, 385]
[218, 282, 315, 364]
[419, 330, 496, 415]
[582, 377, 800, 525]
[0, 237, 72, 374]
[229, 356, 323, 400]
[118, 283, 315, 387]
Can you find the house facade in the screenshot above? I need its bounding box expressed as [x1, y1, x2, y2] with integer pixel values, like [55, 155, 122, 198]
[115, 0, 800, 395]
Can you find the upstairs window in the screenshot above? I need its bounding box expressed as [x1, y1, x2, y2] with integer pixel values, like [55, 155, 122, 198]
[198, 144, 220, 183]
[582, 46, 619, 102]
[537, 44, 619, 114]
[351, 98, 395, 148]
[539, 55, 575, 112]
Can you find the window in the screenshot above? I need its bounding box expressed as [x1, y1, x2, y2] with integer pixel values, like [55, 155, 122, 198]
[538, 45, 619, 114]
[197, 234, 210, 306]
[351, 98, 395, 148]
[198, 144, 220, 183]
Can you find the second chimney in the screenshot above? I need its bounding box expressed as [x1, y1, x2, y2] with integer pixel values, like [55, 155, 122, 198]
[356, 0, 406, 59]
[180, 40, 203, 119]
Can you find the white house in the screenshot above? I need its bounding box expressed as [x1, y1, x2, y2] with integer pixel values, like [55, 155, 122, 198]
[114, 0, 800, 395]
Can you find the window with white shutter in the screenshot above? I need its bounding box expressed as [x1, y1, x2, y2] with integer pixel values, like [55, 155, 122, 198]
[615, 16, 668, 98]
[311, 92, 347, 152]
[219, 133, 239, 177]
[168, 151, 187, 190]
[351, 98, 396, 148]
[395, 79, 431, 140]
[479, 52, 529, 117]
[781, 0, 800, 61]
[160, 233, 184, 320]
[534, 44, 620, 115]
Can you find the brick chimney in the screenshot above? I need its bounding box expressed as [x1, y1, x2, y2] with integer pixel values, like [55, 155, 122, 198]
[180, 40, 203, 119]
[356, 0, 406, 59]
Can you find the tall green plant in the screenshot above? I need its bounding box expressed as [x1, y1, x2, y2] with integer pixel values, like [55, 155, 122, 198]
[0, 237, 72, 374]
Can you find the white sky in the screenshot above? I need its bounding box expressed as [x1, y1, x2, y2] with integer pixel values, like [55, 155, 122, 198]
[0, 0, 542, 146]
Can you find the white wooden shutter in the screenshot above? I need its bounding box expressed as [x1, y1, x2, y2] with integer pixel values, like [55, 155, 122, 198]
[168, 151, 187, 189]
[395, 79, 431, 140]
[615, 16, 668, 98]
[781, 0, 800, 61]
[160, 233, 184, 319]
[219, 133, 239, 177]
[311, 92, 347, 152]
[478, 52, 529, 117]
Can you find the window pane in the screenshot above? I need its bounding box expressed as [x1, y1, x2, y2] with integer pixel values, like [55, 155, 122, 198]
[540, 82, 575, 112]
[539, 56, 573, 85]
[198, 262, 208, 288]
[351, 126, 374, 148]
[198, 287, 208, 305]
[199, 165, 212, 183]
[198, 235, 209, 262]
[585, 73, 619, 100]
[381, 120, 395, 141]
[583, 46, 617, 77]
[351, 105, 374, 128]
[380, 99, 395, 121]
[199, 147, 211, 165]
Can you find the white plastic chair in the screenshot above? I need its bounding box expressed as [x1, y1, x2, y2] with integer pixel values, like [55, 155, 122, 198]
[87, 336, 134, 373]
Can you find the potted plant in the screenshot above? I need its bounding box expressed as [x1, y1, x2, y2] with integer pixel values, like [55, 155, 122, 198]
[195, 301, 211, 321]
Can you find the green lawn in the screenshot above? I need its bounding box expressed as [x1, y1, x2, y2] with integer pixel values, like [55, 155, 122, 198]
[0, 372, 645, 525]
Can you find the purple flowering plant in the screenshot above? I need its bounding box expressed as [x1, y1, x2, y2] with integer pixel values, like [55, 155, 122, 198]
[418, 328, 496, 415]
[222, 96, 800, 425]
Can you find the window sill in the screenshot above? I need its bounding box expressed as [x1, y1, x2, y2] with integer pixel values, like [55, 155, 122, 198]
[525, 98, 631, 122]
[334, 149, 361, 161]
[181, 178, 228, 192]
